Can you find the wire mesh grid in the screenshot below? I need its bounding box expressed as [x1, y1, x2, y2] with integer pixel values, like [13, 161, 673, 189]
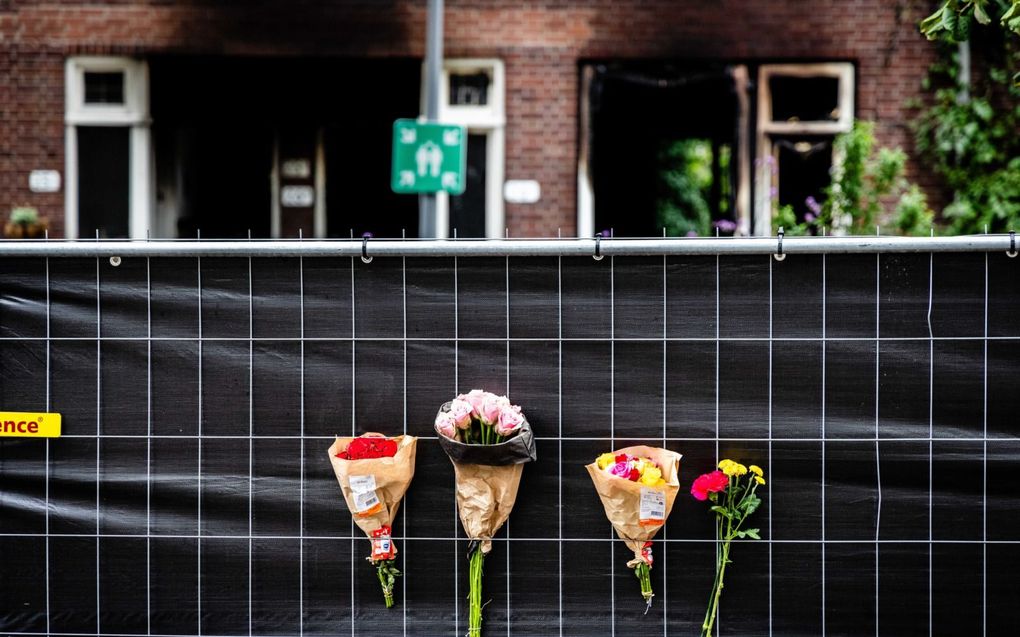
[0, 247, 1018, 636]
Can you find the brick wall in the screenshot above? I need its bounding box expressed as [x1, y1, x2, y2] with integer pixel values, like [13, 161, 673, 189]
[1, 0, 942, 238]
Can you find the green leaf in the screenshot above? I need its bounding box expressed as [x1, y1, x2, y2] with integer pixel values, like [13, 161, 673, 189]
[710, 505, 732, 519]
[920, 5, 948, 39]
[973, 0, 991, 25]
[745, 529, 761, 540]
[742, 494, 762, 516]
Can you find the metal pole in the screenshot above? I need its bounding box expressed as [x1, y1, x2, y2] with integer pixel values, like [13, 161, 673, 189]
[419, 0, 444, 238]
[2, 235, 1016, 258]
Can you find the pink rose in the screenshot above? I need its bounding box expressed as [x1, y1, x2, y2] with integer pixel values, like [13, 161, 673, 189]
[495, 407, 524, 437]
[479, 394, 504, 425]
[609, 461, 632, 478]
[459, 389, 490, 418]
[448, 399, 474, 429]
[435, 412, 457, 439]
[690, 470, 729, 501]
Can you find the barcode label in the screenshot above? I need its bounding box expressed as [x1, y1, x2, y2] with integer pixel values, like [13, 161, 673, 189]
[349, 474, 377, 494]
[639, 487, 666, 526]
[354, 489, 381, 513]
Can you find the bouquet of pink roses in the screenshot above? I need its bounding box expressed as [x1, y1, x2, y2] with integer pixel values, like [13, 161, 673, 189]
[435, 389, 536, 636]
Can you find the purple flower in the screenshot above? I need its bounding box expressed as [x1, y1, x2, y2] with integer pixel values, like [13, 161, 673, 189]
[805, 196, 822, 216]
[805, 213, 816, 223]
[713, 219, 738, 233]
[686, 230, 699, 237]
[769, 187, 779, 200]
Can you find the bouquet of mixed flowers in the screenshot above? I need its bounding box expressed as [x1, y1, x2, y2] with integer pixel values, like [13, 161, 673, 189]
[328, 433, 418, 608]
[692, 459, 766, 637]
[435, 389, 537, 636]
[586, 446, 682, 611]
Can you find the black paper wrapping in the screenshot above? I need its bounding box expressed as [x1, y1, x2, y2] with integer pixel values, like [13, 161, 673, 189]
[0, 252, 1018, 636]
[435, 401, 538, 465]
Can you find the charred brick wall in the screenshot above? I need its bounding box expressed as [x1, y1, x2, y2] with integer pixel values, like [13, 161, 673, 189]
[1, 1, 940, 237]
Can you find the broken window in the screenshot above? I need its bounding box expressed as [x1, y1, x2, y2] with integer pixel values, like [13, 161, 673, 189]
[582, 63, 746, 237]
[754, 63, 854, 235]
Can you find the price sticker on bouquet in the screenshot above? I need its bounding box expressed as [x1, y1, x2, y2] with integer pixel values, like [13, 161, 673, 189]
[371, 525, 396, 560]
[639, 487, 666, 527]
[350, 474, 383, 516]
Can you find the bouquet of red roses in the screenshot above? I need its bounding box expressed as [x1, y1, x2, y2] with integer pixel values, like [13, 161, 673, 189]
[586, 445, 682, 611]
[328, 433, 418, 607]
[435, 390, 536, 636]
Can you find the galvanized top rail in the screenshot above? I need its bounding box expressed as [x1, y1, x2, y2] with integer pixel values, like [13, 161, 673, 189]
[0, 235, 1016, 258]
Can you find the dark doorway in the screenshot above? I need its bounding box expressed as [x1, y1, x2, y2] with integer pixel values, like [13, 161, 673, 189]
[588, 63, 740, 237]
[77, 126, 130, 238]
[448, 133, 488, 238]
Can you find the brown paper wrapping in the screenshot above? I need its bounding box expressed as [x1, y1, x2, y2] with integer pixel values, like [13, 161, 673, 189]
[452, 462, 524, 554]
[585, 445, 682, 566]
[435, 406, 537, 555]
[327, 435, 418, 551]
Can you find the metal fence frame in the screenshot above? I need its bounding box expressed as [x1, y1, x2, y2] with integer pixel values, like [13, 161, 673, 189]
[0, 234, 1017, 258]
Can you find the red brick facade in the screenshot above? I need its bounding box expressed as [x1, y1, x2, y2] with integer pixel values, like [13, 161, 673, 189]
[1, 1, 940, 238]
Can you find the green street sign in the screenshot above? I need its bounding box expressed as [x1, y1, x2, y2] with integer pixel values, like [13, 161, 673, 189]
[391, 119, 467, 195]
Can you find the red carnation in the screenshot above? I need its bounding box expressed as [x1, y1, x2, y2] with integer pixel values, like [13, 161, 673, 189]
[690, 470, 729, 501]
[628, 467, 641, 481]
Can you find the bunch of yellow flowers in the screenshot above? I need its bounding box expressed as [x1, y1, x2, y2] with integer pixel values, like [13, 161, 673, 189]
[717, 459, 765, 485]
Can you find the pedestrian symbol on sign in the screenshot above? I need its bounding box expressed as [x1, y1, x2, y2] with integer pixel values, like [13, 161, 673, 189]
[391, 119, 467, 194]
[416, 141, 443, 178]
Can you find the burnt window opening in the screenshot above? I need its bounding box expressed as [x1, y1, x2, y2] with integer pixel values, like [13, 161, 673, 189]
[449, 72, 490, 106]
[774, 137, 833, 224]
[589, 64, 740, 238]
[769, 75, 841, 123]
[84, 71, 125, 105]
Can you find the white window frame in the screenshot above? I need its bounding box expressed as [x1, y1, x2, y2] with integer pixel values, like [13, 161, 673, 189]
[432, 59, 505, 239]
[65, 56, 153, 239]
[753, 63, 854, 236]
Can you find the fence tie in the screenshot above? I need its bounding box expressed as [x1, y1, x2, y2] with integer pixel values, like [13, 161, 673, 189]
[1008, 231, 1017, 258]
[774, 227, 786, 262]
[362, 235, 373, 264]
[593, 232, 604, 261]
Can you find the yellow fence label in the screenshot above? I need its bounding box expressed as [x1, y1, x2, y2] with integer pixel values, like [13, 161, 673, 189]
[0, 412, 61, 438]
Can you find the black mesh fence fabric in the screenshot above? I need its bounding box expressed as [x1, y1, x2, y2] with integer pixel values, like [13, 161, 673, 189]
[1, 252, 1018, 636]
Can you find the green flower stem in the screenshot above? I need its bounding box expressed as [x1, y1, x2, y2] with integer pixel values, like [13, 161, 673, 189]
[468, 547, 485, 636]
[373, 558, 401, 609]
[635, 561, 653, 612]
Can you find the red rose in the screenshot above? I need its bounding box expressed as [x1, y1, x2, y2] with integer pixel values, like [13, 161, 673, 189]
[628, 467, 641, 481]
[690, 470, 729, 501]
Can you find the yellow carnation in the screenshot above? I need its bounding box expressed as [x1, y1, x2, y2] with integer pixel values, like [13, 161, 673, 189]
[640, 466, 662, 487]
[596, 453, 616, 470]
[719, 459, 748, 477]
[750, 465, 764, 477]
[755, 476, 766, 485]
